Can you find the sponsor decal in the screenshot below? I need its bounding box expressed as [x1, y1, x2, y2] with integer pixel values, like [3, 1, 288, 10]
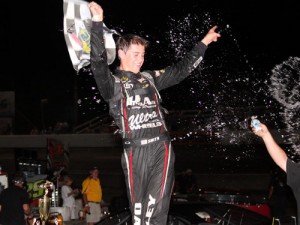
[137, 77, 150, 88]
[145, 195, 156, 225]
[127, 95, 155, 107]
[121, 76, 129, 82]
[141, 136, 160, 145]
[124, 82, 134, 89]
[134, 203, 142, 225]
[193, 56, 203, 68]
[128, 112, 162, 130]
[134, 195, 156, 225]
[27, 179, 46, 200]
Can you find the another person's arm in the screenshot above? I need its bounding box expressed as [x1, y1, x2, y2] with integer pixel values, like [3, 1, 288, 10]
[252, 123, 288, 172]
[62, 185, 78, 198]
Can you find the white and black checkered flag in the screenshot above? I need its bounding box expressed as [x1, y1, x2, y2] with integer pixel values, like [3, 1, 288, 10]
[63, 0, 119, 71]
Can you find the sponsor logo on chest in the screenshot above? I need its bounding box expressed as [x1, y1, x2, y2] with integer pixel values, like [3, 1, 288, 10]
[127, 95, 155, 107]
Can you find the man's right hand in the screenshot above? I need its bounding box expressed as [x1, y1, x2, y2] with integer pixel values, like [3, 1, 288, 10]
[201, 25, 221, 46]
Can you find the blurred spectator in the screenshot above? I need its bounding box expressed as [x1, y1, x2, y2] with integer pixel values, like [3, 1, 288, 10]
[0, 171, 34, 225]
[61, 175, 79, 221]
[54, 121, 70, 134]
[175, 168, 198, 194]
[268, 167, 294, 217]
[30, 127, 39, 135]
[81, 166, 103, 225]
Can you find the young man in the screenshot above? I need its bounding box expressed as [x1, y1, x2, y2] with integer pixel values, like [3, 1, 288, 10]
[82, 166, 103, 225]
[252, 122, 300, 224]
[0, 172, 33, 225]
[88, 2, 220, 224]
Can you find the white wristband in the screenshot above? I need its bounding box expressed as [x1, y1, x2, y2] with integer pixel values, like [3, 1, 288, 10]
[92, 15, 103, 22]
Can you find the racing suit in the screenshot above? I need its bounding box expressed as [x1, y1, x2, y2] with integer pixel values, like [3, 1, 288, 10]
[90, 21, 208, 225]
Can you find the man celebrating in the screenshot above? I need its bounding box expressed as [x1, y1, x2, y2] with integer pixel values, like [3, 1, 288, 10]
[88, 1, 220, 224]
[82, 166, 103, 225]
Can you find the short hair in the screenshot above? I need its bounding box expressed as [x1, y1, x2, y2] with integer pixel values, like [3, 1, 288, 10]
[12, 171, 25, 185]
[117, 34, 149, 53]
[90, 166, 99, 171]
[63, 175, 73, 184]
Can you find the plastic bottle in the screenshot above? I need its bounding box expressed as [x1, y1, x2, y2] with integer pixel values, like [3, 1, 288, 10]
[251, 116, 262, 131]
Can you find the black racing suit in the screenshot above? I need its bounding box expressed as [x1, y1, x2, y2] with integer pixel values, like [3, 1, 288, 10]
[90, 21, 207, 225]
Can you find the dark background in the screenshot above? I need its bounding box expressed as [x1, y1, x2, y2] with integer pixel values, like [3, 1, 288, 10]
[2, 0, 300, 133]
[1, 1, 300, 203]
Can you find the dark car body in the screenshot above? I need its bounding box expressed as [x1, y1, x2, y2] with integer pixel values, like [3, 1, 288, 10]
[96, 199, 272, 225]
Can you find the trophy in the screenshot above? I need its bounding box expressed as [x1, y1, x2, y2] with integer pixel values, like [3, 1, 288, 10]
[38, 181, 54, 225]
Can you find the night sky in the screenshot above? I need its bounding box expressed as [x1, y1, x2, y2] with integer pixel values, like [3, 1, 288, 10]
[2, 0, 300, 134]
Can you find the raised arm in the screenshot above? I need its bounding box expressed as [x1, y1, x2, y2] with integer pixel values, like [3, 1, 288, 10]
[252, 123, 288, 172]
[201, 25, 221, 46]
[89, 1, 114, 101]
[88, 1, 103, 22]
[153, 25, 221, 91]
